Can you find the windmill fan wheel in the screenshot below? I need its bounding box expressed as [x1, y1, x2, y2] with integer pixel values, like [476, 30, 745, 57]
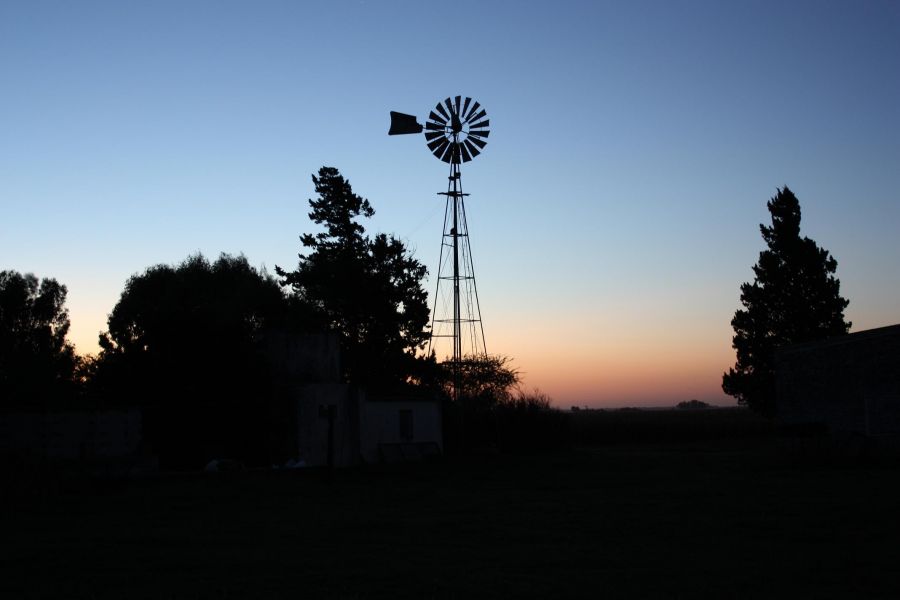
[424, 96, 490, 164]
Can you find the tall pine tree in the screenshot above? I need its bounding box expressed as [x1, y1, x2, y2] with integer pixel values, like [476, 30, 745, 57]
[723, 186, 851, 417]
[276, 167, 430, 390]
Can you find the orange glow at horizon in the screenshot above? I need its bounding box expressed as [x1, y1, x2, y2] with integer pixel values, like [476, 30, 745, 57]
[485, 305, 738, 408]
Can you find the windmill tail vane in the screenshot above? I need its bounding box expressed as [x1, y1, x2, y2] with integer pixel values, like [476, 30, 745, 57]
[388, 111, 423, 135]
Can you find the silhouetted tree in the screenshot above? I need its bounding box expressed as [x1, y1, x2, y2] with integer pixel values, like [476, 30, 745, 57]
[276, 167, 429, 391]
[430, 354, 568, 452]
[723, 187, 850, 417]
[0, 270, 77, 407]
[99, 254, 289, 360]
[447, 354, 521, 407]
[676, 399, 710, 410]
[94, 254, 300, 467]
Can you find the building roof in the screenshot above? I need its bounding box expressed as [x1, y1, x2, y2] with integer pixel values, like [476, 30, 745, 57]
[776, 324, 900, 358]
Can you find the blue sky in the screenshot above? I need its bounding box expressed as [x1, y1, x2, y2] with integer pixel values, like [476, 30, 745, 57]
[2, 0, 898, 406]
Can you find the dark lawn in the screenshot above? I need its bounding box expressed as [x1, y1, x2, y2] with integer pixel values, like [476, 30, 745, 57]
[3, 432, 900, 598]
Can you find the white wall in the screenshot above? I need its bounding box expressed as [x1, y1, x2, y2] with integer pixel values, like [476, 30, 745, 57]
[358, 399, 442, 463]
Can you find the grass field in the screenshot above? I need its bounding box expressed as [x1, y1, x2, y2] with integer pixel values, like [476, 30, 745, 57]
[3, 409, 900, 599]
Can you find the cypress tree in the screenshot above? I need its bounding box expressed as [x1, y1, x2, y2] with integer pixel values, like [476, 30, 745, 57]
[723, 186, 851, 417]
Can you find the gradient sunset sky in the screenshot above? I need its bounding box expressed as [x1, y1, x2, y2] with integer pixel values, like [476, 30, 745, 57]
[2, 1, 898, 407]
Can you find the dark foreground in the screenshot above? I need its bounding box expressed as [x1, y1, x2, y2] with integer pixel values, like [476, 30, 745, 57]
[4, 413, 900, 599]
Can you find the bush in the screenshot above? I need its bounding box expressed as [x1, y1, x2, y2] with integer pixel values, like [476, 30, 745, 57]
[443, 389, 570, 454]
[495, 391, 569, 452]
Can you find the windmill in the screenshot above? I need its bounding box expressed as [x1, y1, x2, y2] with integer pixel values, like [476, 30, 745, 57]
[389, 96, 490, 401]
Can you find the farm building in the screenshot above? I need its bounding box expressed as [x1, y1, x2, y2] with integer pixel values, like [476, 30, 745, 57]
[272, 333, 443, 467]
[294, 385, 443, 467]
[775, 324, 900, 437]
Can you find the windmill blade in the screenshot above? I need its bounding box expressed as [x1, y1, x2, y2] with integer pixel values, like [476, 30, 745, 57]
[454, 96, 462, 116]
[463, 138, 482, 158]
[459, 140, 473, 162]
[466, 109, 486, 124]
[428, 137, 449, 153]
[464, 100, 481, 120]
[425, 121, 446, 131]
[470, 128, 490, 138]
[429, 111, 447, 125]
[461, 97, 472, 119]
[439, 141, 456, 163]
[444, 97, 455, 117]
[435, 102, 449, 121]
[433, 143, 451, 162]
[425, 130, 446, 142]
[468, 136, 487, 149]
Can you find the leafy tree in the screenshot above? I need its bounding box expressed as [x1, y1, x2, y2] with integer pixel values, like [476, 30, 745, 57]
[723, 187, 850, 417]
[276, 167, 430, 390]
[427, 353, 521, 407]
[428, 354, 568, 452]
[0, 270, 77, 407]
[99, 253, 289, 361]
[676, 399, 710, 410]
[94, 253, 299, 466]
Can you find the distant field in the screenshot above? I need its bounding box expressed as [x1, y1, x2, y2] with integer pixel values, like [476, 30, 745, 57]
[569, 406, 775, 445]
[3, 411, 900, 599]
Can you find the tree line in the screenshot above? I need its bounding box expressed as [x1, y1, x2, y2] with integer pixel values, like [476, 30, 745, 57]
[1, 175, 852, 462]
[3, 169, 431, 408]
[2, 167, 548, 465]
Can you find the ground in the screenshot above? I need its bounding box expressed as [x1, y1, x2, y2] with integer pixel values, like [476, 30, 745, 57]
[3, 410, 900, 599]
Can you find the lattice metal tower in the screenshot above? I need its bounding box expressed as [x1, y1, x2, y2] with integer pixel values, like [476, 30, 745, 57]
[389, 96, 490, 399]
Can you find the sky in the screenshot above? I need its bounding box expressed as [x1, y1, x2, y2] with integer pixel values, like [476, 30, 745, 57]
[2, 0, 898, 408]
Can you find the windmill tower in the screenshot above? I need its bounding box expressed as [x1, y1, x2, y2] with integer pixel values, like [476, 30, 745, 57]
[389, 96, 491, 401]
